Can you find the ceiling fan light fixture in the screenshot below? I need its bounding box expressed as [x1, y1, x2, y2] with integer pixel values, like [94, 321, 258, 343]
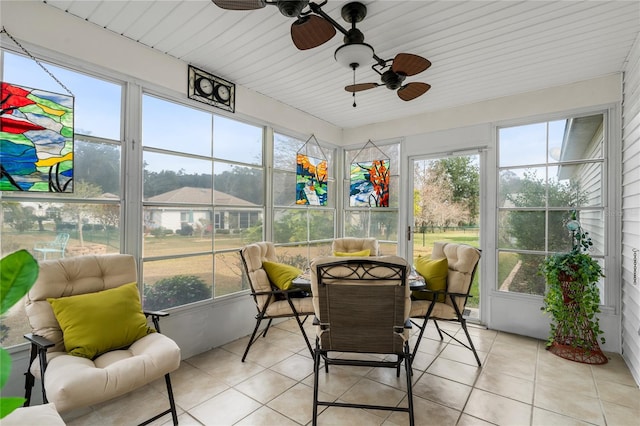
[277, 0, 308, 17]
[334, 42, 373, 69]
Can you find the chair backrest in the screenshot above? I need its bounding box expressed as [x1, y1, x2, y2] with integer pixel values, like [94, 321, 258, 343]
[240, 242, 278, 310]
[25, 254, 137, 352]
[52, 233, 70, 247]
[310, 256, 410, 354]
[432, 242, 481, 312]
[331, 237, 379, 256]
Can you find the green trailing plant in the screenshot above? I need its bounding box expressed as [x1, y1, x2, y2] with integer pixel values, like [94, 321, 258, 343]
[539, 211, 605, 349]
[0, 250, 39, 418]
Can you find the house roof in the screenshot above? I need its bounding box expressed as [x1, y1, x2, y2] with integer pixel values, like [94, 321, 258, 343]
[146, 187, 257, 207]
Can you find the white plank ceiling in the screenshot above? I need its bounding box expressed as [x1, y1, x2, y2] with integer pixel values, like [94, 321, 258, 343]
[42, 0, 640, 129]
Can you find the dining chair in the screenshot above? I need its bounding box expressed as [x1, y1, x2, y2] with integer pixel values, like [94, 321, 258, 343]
[410, 242, 482, 366]
[331, 237, 379, 256]
[310, 256, 414, 426]
[239, 242, 314, 361]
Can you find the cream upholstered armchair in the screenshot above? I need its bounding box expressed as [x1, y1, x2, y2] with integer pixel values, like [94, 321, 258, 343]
[240, 242, 314, 362]
[410, 242, 482, 366]
[23, 254, 180, 425]
[331, 237, 379, 256]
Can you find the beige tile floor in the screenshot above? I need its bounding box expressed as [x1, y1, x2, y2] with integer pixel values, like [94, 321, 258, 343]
[64, 319, 639, 426]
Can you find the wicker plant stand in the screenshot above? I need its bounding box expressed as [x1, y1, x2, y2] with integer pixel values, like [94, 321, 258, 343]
[547, 281, 608, 365]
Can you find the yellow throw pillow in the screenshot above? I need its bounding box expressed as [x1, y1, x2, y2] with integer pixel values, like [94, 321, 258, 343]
[262, 261, 302, 290]
[413, 256, 448, 302]
[333, 249, 370, 257]
[48, 282, 154, 359]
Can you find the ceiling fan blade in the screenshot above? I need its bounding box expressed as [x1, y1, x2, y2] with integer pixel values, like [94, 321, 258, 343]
[212, 0, 266, 11]
[345, 83, 379, 93]
[291, 15, 336, 50]
[392, 53, 431, 76]
[397, 82, 431, 101]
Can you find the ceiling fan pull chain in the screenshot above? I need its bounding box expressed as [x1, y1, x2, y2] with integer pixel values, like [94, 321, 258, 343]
[352, 67, 357, 107]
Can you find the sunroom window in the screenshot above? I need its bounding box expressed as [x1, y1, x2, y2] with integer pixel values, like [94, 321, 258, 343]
[141, 94, 265, 309]
[272, 132, 336, 268]
[497, 113, 606, 300]
[1, 50, 124, 347]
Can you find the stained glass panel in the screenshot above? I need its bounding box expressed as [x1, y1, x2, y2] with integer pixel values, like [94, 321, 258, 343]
[1, 82, 74, 192]
[296, 153, 327, 206]
[350, 160, 390, 207]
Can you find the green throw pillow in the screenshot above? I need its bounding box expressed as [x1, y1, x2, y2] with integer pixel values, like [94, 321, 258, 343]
[413, 256, 448, 302]
[48, 282, 154, 359]
[262, 261, 302, 290]
[333, 249, 370, 257]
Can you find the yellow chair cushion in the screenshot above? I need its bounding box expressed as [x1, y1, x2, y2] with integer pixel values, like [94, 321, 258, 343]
[262, 261, 302, 290]
[48, 282, 154, 359]
[413, 257, 448, 302]
[333, 249, 370, 257]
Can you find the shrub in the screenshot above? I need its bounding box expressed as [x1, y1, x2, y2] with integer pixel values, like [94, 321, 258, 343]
[150, 227, 172, 238]
[143, 275, 210, 311]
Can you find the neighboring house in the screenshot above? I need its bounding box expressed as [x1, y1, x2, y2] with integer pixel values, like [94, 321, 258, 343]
[145, 187, 260, 234]
[557, 114, 605, 254]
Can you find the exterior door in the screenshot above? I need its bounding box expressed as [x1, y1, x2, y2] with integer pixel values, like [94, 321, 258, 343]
[408, 153, 481, 320]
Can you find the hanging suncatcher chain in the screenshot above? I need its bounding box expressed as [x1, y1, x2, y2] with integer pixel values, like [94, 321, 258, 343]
[1, 27, 75, 97]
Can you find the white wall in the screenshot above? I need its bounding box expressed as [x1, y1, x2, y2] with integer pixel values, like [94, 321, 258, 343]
[344, 74, 621, 144]
[621, 34, 640, 385]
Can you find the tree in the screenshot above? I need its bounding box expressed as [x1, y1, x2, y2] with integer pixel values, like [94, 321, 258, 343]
[74, 140, 120, 194]
[432, 157, 479, 224]
[214, 166, 263, 204]
[503, 170, 582, 252]
[414, 161, 471, 230]
[3, 203, 36, 233]
[61, 180, 103, 246]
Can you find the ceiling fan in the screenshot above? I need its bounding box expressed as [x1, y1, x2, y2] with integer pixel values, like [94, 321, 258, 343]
[211, 0, 431, 106]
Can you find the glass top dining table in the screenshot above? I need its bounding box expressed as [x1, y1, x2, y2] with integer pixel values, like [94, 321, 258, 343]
[292, 268, 426, 292]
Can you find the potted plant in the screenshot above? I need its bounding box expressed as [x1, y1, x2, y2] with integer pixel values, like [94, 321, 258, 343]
[0, 250, 39, 418]
[539, 210, 607, 364]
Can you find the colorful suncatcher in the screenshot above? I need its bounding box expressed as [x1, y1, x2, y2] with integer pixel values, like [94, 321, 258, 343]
[296, 153, 328, 206]
[350, 160, 390, 207]
[1, 82, 74, 192]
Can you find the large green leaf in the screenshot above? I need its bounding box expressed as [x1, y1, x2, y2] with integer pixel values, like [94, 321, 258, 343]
[0, 349, 10, 389]
[0, 349, 26, 419]
[0, 250, 39, 315]
[0, 396, 27, 419]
